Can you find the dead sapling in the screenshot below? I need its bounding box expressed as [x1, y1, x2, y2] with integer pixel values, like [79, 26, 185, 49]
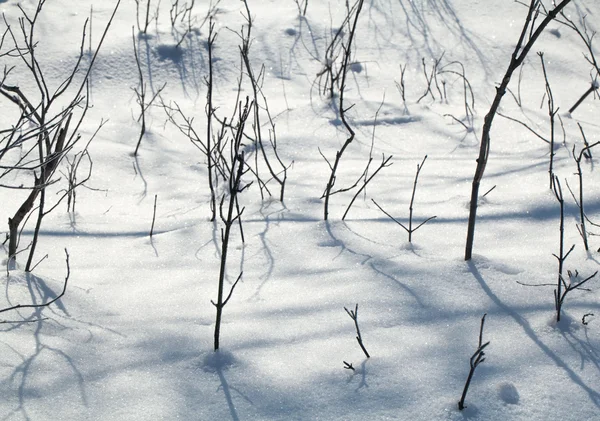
[58, 119, 107, 225]
[169, 1, 193, 29]
[539, 52, 559, 189]
[238, 0, 291, 202]
[322, 0, 365, 220]
[551, 176, 574, 323]
[132, 26, 166, 156]
[135, 0, 159, 35]
[344, 304, 370, 359]
[517, 176, 597, 321]
[149, 194, 158, 238]
[161, 98, 223, 220]
[465, 0, 573, 260]
[496, 59, 551, 143]
[343, 94, 393, 221]
[161, 17, 226, 221]
[314, 9, 352, 100]
[259, 89, 292, 202]
[61, 153, 88, 216]
[548, 176, 571, 321]
[372, 155, 436, 242]
[1, 0, 120, 270]
[438, 60, 475, 132]
[458, 313, 490, 411]
[292, 0, 308, 16]
[556, 269, 598, 323]
[506, 60, 526, 108]
[212, 98, 253, 352]
[394, 63, 408, 113]
[417, 53, 444, 104]
[204, 17, 218, 220]
[196, 0, 222, 31]
[567, 132, 600, 251]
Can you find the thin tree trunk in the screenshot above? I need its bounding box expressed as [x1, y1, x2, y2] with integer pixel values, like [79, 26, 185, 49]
[465, 0, 572, 260]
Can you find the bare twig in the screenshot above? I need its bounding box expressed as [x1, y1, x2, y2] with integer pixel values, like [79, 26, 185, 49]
[538, 52, 558, 189]
[323, 0, 365, 220]
[458, 314, 490, 411]
[150, 194, 157, 238]
[568, 138, 600, 251]
[372, 155, 436, 242]
[212, 98, 253, 352]
[344, 304, 370, 358]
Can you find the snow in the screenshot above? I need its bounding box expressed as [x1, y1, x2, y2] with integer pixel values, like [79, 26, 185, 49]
[1, 0, 600, 419]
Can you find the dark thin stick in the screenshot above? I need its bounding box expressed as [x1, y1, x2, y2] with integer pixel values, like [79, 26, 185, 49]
[569, 82, 599, 114]
[555, 271, 597, 322]
[344, 304, 370, 358]
[497, 112, 550, 144]
[552, 176, 573, 322]
[132, 26, 146, 156]
[3, 0, 121, 270]
[213, 99, 252, 352]
[322, 0, 365, 220]
[569, 139, 600, 251]
[205, 17, 217, 221]
[539, 52, 558, 189]
[465, 0, 573, 260]
[417, 57, 436, 103]
[343, 361, 356, 371]
[239, 1, 289, 202]
[342, 154, 392, 220]
[397, 63, 407, 104]
[132, 24, 166, 156]
[150, 194, 157, 238]
[444, 114, 470, 132]
[482, 185, 496, 198]
[458, 314, 490, 411]
[371, 155, 436, 242]
[28, 253, 48, 273]
[579, 123, 593, 160]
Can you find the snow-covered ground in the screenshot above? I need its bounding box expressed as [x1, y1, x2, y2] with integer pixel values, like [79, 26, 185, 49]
[1, 0, 600, 419]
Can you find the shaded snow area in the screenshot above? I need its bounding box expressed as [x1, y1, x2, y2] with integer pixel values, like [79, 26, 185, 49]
[1, 0, 600, 419]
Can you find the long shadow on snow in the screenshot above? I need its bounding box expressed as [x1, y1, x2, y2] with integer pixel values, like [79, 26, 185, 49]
[403, 196, 600, 225]
[394, 0, 491, 77]
[217, 367, 241, 421]
[250, 201, 287, 301]
[133, 154, 148, 202]
[200, 350, 249, 421]
[19, 229, 170, 238]
[427, 0, 491, 76]
[561, 326, 600, 376]
[323, 220, 425, 308]
[468, 260, 600, 409]
[0, 273, 87, 421]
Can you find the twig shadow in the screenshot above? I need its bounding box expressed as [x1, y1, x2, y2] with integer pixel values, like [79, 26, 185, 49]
[203, 350, 252, 421]
[1, 273, 88, 420]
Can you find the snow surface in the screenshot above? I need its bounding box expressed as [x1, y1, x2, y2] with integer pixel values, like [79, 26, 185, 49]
[1, 0, 600, 419]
